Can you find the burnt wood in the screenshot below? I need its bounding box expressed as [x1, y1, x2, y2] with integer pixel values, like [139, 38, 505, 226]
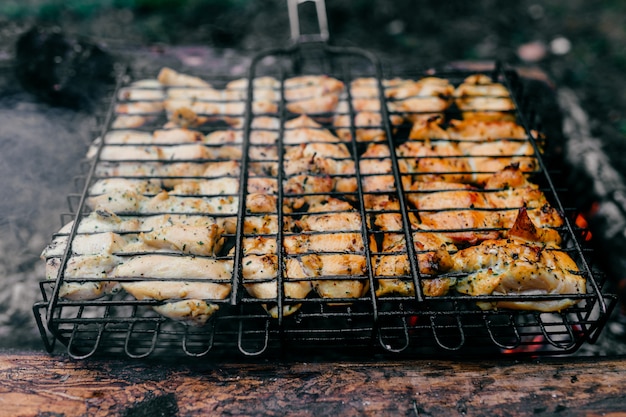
[1, 352, 626, 416]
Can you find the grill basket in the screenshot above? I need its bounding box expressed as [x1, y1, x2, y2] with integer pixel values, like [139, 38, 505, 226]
[33, 41, 616, 359]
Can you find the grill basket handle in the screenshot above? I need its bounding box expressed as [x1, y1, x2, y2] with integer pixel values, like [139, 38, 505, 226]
[287, 0, 330, 44]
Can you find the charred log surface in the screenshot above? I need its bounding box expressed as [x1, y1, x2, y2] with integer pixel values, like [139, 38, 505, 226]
[15, 26, 115, 110]
[1, 353, 626, 416]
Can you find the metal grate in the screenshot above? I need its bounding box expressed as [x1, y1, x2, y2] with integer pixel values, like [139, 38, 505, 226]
[33, 43, 616, 359]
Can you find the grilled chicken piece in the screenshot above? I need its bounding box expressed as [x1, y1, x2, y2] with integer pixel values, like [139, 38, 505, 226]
[337, 77, 452, 125]
[89, 178, 162, 195]
[392, 96, 450, 123]
[246, 193, 277, 213]
[284, 119, 342, 144]
[241, 236, 311, 318]
[141, 192, 238, 214]
[165, 86, 233, 101]
[118, 81, 164, 101]
[243, 214, 279, 234]
[387, 77, 454, 100]
[58, 209, 142, 234]
[407, 181, 501, 245]
[45, 254, 122, 300]
[93, 128, 204, 147]
[251, 115, 281, 130]
[283, 141, 357, 195]
[41, 230, 126, 301]
[359, 143, 399, 207]
[374, 230, 456, 297]
[370, 198, 456, 297]
[170, 178, 240, 196]
[286, 91, 339, 115]
[483, 166, 563, 243]
[163, 98, 278, 118]
[202, 161, 241, 178]
[396, 140, 471, 183]
[249, 145, 277, 162]
[336, 97, 384, 113]
[289, 254, 368, 301]
[86, 189, 143, 213]
[242, 253, 279, 299]
[408, 115, 450, 140]
[406, 117, 538, 184]
[93, 141, 239, 165]
[283, 75, 344, 115]
[141, 222, 224, 257]
[453, 74, 515, 121]
[136, 214, 227, 255]
[102, 130, 154, 144]
[247, 177, 278, 194]
[464, 140, 537, 184]
[113, 255, 232, 306]
[158, 67, 212, 88]
[283, 174, 334, 210]
[285, 141, 351, 160]
[42, 231, 130, 260]
[226, 76, 280, 90]
[283, 232, 364, 254]
[166, 85, 280, 102]
[152, 300, 220, 326]
[447, 119, 529, 143]
[167, 106, 209, 128]
[290, 198, 363, 232]
[486, 174, 558, 214]
[284, 174, 334, 195]
[165, 143, 235, 160]
[333, 112, 404, 142]
[284, 114, 324, 129]
[91, 144, 163, 161]
[284, 75, 344, 99]
[406, 166, 563, 245]
[88, 187, 239, 215]
[115, 101, 164, 115]
[204, 129, 278, 148]
[111, 255, 232, 325]
[452, 238, 586, 312]
[347, 77, 411, 99]
[94, 161, 162, 179]
[111, 115, 155, 129]
[507, 207, 562, 245]
[141, 213, 220, 230]
[204, 130, 243, 145]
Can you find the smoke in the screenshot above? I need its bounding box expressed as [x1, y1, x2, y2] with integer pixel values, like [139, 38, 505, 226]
[0, 93, 94, 349]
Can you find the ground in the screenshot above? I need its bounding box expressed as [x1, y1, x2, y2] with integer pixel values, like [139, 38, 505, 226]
[0, 0, 625, 354]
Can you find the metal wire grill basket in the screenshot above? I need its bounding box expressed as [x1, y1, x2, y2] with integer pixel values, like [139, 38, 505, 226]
[33, 40, 616, 359]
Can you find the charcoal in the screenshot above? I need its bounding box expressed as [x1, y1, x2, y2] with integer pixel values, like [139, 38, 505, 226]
[15, 26, 115, 109]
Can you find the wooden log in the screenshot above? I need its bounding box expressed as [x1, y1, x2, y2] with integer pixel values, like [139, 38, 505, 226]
[1, 352, 626, 416]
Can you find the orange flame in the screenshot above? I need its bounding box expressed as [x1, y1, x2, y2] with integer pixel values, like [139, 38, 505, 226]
[575, 202, 599, 242]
